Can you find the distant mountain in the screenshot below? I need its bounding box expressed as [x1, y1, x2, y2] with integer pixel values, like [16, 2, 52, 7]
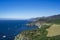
[46, 14, 60, 20]
[30, 14, 60, 21]
[29, 14, 60, 24]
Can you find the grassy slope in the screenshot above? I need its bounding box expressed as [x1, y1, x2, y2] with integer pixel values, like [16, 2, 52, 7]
[47, 24, 60, 37]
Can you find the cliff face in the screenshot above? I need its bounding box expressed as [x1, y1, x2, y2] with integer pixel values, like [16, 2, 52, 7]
[14, 34, 24, 40]
[14, 30, 38, 40]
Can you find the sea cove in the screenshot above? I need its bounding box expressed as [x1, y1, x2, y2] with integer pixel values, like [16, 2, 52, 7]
[0, 20, 38, 40]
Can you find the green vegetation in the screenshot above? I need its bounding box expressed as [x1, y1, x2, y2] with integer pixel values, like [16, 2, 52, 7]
[14, 15, 60, 40]
[47, 19, 60, 24]
[25, 25, 60, 40]
[14, 25, 60, 40]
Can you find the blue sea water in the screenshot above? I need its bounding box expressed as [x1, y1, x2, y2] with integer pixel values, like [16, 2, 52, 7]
[0, 20, 37, 40]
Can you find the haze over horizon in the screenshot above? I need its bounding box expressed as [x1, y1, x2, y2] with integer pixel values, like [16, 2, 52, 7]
[0, 0, 60, 19]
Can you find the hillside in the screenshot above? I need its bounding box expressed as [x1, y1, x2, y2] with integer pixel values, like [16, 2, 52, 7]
[47, 24, 60, 37]
[30, 14, 60, 23]
[14, 14, 60, 40]
[14, 24, 60, 40]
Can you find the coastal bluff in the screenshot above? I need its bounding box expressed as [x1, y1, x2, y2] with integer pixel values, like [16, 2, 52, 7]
[14, 14, 60, 40]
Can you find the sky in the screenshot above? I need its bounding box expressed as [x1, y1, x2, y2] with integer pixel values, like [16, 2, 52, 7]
[0, 0, 60, 19]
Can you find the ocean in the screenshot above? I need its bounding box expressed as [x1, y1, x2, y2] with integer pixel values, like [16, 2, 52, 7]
[0, 20, 37, 40]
